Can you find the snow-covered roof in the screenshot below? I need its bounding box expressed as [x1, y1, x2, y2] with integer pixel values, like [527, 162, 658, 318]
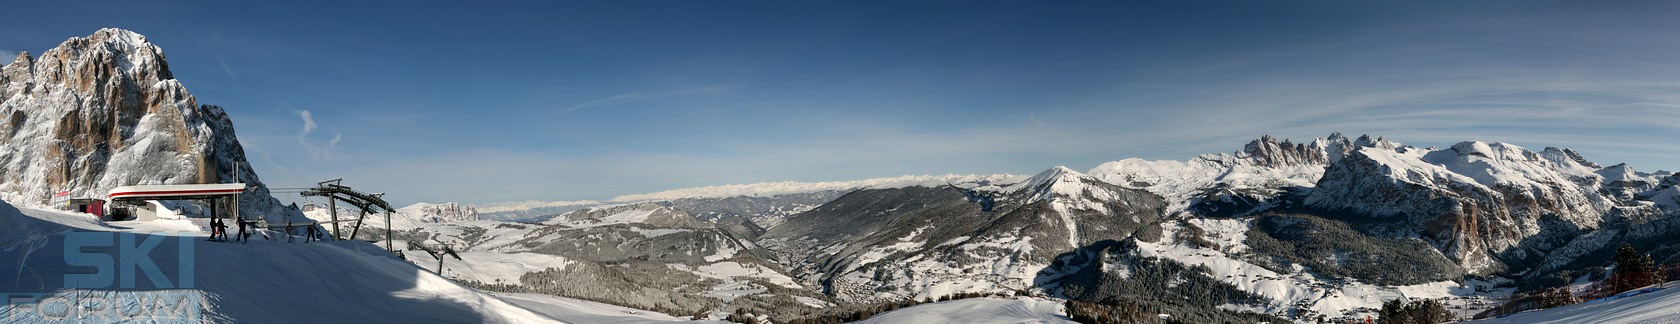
[108, 183, 246, 200]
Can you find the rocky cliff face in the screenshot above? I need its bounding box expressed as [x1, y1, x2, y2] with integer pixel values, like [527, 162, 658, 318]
[0, 28, 288, 218]
[1088, 132, 1677, 275]
[401, 202, 480, 223]
[1304, 140, 1670, 273]
[1088, 133, 1397, 217]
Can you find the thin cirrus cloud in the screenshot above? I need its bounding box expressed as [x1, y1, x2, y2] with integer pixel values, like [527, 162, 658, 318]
[556, 85, 740, 114]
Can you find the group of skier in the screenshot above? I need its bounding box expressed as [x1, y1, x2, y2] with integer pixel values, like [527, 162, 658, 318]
[207, 216, 236, 242]
[208, 216, 323, 244]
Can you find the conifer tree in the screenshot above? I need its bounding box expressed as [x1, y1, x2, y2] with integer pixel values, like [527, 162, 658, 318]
[1612, 243, 1658, 294]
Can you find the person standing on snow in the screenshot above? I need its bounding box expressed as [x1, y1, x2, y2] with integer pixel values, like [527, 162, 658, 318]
[208, 217, 223, 241]
[236, 218, 249, 244]
[217, 217, 229, 241]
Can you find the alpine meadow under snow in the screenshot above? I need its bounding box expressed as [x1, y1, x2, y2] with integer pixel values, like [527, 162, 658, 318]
[6, 21, 1680, 324]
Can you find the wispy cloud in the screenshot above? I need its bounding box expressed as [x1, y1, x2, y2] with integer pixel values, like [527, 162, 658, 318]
[1028, 112, 1070, 136]
[0, 49, 16, 62]
[556, 85, 738, 114]
[214, 55, 241, 87]
[238, 139, 291, 177]
[296, 110, 342, 161]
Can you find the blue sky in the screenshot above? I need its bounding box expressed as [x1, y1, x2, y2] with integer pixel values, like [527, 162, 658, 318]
[4, 1, 1679, 206]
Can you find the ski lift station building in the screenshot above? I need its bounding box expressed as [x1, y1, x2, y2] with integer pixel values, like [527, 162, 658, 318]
[103, 183, 246, 221]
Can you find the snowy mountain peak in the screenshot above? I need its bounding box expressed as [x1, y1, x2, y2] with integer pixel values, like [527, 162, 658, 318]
[92, 27, 150, 44]
[1334, 140, 1587, 193]
[74, 28, 158, 55]
[1006, 166, 1087, 197]
[1001, 166, 1151, 218]
[1353, 134, 1377, 147]
[1446, 141, 1536, 162]
[1035, 165, 1081, 181]
[1089, 133, 1382, 215]
[6, 51, 28, 66]
[1538, 145, 1606, 168]
[1315, 132, 1354, 161]
[1598, 163, 1642, 182]
[1307, 139, 1639, 272]
[1235, 132, 1400, 168]
[38, 27, 174, 83]
[1244, 134, 1329, 167]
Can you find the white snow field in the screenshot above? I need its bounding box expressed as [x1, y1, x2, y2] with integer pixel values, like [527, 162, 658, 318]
[0, 199, 702, 323]
[859, 297, 1075, 324]
[1470, 284, 1680, 324]
[497, 292, 713, 323]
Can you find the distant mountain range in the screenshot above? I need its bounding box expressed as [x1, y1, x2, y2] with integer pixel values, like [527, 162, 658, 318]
[367, 130, 1680, 321]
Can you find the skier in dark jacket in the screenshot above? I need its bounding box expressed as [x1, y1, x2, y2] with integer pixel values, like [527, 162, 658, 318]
[209, 217, 224, 241]
[236, 218, 248, 244]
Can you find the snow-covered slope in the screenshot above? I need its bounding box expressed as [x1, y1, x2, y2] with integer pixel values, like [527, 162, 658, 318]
[859, 297, 1075, 324]
[497, 292, 713, 323]
[0, 198, 556, 323]
[1470, 285, 1680, 323]
[0, 28, 293, 220]
[365, 201, 838, 320]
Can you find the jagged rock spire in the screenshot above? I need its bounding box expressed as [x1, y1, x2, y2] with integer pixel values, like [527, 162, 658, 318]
[0, 28, 292, 220]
